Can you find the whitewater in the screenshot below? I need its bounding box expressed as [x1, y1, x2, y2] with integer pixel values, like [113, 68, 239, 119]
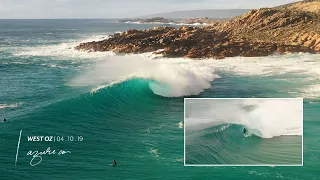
[3, 22, 318, 100]
[185, 98, 302, 138]
[9, 33, 320, 99]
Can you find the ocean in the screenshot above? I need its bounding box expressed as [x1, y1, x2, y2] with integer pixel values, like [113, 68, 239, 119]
[185, 98, 302, 165]
[0, 19, 319, 180]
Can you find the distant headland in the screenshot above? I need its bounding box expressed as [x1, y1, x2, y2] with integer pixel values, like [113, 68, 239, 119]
[118, 9, 250, 25]
[119, 17, 174, 24]
[118, 17, 221, 25]
[76, 0, 320, 59]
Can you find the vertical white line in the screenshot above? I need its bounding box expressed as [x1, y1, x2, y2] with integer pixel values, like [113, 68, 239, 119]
[15, 130, 22, 167]
[301, 98, 304, 166]
[184, 98, 186, 166]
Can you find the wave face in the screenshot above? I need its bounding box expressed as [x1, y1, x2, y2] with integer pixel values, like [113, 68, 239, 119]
[185, 123, 302, 165]
[185, 99, 302, 138]
[68, 56, 219, 97]
[185, 99, 303, 165]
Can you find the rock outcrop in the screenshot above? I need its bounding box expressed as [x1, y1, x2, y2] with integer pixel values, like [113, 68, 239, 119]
[212, 7, 320, 52]
[76, 1, 320, 59]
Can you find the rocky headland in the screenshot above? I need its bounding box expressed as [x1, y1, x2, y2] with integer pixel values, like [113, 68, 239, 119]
[119, 17, 174, 24]
[119, 17, 221, 25]
[76, 0, 320, 59]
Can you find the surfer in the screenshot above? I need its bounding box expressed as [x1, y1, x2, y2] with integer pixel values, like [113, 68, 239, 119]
[243, 128, 247, 135]
[112, 160, 117, 167]
[3, 117, 6, 122]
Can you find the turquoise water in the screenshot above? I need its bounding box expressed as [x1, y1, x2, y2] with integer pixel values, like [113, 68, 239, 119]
[185, 99, 302, 165]
[0, 19, 319, 179]
[186, 124, 302, 165]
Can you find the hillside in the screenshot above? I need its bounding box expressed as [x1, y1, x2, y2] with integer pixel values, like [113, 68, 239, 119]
[287, 0, 320, 13]
[277, 0, 320, 13]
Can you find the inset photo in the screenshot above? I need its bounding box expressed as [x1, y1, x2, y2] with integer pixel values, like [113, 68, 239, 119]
[184, 98, 303, 166]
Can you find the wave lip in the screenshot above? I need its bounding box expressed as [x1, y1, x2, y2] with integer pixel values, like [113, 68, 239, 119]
[136, 63, 219, 97]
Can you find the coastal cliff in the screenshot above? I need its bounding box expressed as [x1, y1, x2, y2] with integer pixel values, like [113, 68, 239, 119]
[75, 0, 320, 59]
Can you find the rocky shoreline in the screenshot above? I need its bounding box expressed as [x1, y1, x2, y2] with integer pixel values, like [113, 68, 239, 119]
[119, 17, 221, 25]
[119, 17, 174, 24]
[76, 1, 320, 59]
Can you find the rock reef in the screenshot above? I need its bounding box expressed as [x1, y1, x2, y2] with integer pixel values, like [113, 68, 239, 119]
[76, 0, 320, 59]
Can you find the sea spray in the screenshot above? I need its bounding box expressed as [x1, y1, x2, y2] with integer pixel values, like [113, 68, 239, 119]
[68, 56, 220, 97]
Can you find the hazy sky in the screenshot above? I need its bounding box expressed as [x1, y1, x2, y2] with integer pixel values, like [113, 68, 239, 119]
[0, 0, 299, 19]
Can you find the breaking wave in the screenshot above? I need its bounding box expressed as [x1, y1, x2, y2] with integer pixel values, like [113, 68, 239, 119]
[185, 98, 303, 165]
[10, 32, 320, 98]
[185, 98, 302, 138]
[69, 56, 219, 97]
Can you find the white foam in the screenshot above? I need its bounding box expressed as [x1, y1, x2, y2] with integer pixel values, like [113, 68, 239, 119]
[0, 103, 22, 109]
[41, 63, 67, 69]
[215, 124, 231, 133]
[185, 99, 302, 138]
[13, 34, 114, 60]
[201, 53, 320, 98]
[203, 53, 320, 77]
[13, 32, 319, 98]
[302, 84, 320, 98]
[178, 121, 184, 128]
[68, 51, 320, 98]
[90, 85, 107, 94]
[68, 56, 219, 97]
[149, 148, 159, 157]
[123, 21, 207, 26]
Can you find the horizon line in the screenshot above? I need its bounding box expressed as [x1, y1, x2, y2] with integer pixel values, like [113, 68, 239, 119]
[0, 8, 256, 20]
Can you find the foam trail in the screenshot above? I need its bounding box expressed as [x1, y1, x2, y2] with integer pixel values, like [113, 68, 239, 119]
[12, 34, 114, 59]
[202, 53, 320, 98]
[185, 99, 302, 138]
[69, 56, 219, 97]
[0, 103, 22, 109]
[202, 53, 320, 77]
